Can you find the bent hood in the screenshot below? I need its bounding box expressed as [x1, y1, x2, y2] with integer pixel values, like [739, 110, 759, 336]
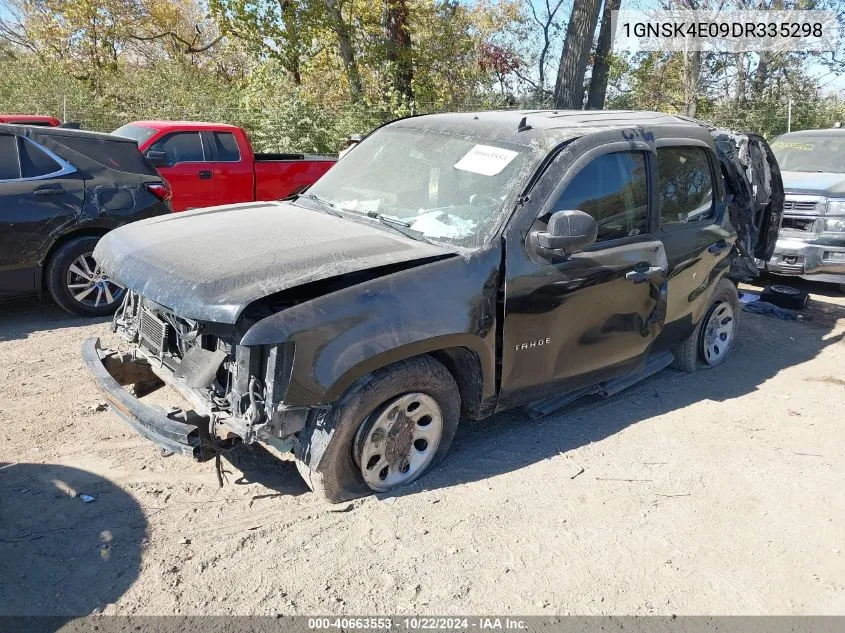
[781, 171, 845, 197]
[94, 201, 455, 323]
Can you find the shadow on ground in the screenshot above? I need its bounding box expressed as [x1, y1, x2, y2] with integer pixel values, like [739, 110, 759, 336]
[393, 296, 845, 499]
[0, 463, 146, 619]
[5, 285, 843, 506]
[0, 298, 108, 343]
[211, 297, 845, 503]
[748, 272, 844, 299]
[225, 443, 310, 500]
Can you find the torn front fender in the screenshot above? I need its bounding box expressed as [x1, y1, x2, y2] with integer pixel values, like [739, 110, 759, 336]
[239, 248, 502, 411]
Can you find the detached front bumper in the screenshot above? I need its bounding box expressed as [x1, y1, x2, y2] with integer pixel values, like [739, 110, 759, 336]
[758, 237, 845, 284]
[82, 337, 202, 457]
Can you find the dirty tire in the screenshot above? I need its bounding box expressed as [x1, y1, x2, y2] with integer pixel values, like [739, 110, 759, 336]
[294, 356, 460, 503]
[46, 236, 121, 317]
[671, 277, 739, 373]
[760, 284, 808, 310]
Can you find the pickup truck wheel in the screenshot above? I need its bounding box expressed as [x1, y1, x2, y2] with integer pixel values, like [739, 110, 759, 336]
[294, 356, 460, 503]
[671, 278, 739, 373]
[47, 236, 125, 317]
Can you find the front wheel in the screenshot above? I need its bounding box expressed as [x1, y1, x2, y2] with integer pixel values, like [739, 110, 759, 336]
[46, 236, 125, 317]
[295, 356, 460, 503]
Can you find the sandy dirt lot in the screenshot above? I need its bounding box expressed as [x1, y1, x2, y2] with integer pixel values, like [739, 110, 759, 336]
[1, 277, 844, 617]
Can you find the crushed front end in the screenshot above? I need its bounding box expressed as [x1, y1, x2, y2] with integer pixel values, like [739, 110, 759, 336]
[83, 291, 322, 460]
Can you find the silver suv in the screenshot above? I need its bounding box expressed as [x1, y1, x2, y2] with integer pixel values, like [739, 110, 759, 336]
[767, 129, 845, 292]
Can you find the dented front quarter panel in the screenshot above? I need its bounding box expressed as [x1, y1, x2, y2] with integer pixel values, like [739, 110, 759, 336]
[240, 247, 501, 410]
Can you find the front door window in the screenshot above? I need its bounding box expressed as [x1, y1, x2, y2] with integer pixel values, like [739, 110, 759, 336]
[551, 151, 649, 241]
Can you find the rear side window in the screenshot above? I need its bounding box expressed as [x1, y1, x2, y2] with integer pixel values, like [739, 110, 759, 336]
[54, 136, 157, 175]
[0, 135, 19, 179]
[19, 138, 61, 177]
[150, 132, 205, 164]
[657, 147, 715, 224]
[213, 132, 241, 161]
[552, 151, 649, 242]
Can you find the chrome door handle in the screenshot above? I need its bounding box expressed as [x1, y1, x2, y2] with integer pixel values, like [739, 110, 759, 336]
[625, 266, 665, 283]
[33, 185, 64, 195]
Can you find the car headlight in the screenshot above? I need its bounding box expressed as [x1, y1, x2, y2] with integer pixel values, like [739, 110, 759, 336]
[822, 218, 845, 233]
[827, 199, 845, 216]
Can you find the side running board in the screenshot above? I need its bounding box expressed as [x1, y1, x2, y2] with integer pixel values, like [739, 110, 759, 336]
[524, 351, 675, 419]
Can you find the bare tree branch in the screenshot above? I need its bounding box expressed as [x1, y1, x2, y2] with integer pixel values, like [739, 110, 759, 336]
[528, 0, 565, 93]
[129, 31, 224, 54]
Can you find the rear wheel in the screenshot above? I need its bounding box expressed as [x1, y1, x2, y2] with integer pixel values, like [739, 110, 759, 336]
[671, 278, 739, 373]
[700, 300, 737, 366]
[294, 356, 460, 503]
[46, 236, 125, 317]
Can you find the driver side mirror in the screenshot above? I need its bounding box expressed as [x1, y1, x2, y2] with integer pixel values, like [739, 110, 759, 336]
[145, 150, 169, 168]
[535, 209, 598, 254]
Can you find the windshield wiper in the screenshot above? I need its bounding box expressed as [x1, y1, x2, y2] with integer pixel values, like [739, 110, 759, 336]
[366, 211, 434, 244]
[366, 211, 411, 227]
[297, 193, 342, 217]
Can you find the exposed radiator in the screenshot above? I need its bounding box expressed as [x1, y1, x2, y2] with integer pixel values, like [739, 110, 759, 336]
[139, 308, 168, 357]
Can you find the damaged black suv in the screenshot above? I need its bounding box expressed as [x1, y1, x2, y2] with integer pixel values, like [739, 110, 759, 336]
[83, 111, 783, 502]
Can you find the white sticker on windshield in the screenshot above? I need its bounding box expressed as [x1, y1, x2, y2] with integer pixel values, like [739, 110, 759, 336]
[454, 145, 519, 176]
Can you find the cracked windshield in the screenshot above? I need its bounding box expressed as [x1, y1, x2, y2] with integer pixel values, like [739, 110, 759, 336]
[304, 126, 532, 249]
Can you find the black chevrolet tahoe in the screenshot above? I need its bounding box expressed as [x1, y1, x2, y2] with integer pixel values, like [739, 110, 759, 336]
[83, 110, 783, 502]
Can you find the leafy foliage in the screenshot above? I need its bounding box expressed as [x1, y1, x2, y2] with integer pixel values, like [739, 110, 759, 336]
[1, 0, 843, 152]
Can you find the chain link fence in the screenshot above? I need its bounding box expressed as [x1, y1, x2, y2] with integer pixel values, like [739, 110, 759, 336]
[8, 95, 845, 148]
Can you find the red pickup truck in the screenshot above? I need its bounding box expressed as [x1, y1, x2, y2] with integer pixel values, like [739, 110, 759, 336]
[0, 114, 61, 126]
[112, 121, 336, 212]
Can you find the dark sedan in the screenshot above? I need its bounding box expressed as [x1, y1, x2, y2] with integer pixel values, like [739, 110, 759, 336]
[0, 124, 172, 316]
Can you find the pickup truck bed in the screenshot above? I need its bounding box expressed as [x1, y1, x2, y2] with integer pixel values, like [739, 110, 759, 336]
[253, 153, 336, 202]
[0, 114, 61, 126]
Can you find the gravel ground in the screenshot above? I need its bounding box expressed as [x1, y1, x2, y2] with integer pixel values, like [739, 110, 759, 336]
[1, 276, 844, 616]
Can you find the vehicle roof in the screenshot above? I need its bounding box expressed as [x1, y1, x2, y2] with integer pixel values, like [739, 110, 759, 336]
[390, 109, 714, 149]
[775, 128, 845, 137]
[0, 114, 60, 123]
[127, 120, 241, 131]
[0, 122, 136, 143]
